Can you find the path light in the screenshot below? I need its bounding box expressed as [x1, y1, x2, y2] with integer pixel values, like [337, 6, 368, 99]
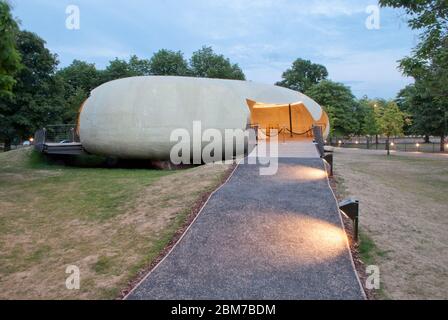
[355, 140, 359, 144]
[281, 166, 327, 181]
[339, 198, 359, 242]
[416, 143, 420, 147]
[29, 137, 34, 142]
[390, 142, 394, 146]
[323, 154, 333, 177]
[254, 214, 347, 265]
[338, 140, 342, 144]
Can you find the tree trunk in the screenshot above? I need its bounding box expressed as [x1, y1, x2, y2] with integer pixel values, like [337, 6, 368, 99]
[386, 136, 390, 156]
[3, 138, 11, 152]
[366, 136, 370, 149]
[375, 134, 379, 146]
[441, 135, 446, 152]
[424, 135, 430, 143]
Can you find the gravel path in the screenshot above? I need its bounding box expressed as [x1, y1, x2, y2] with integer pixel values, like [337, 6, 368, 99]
[127, 158, 365, 300]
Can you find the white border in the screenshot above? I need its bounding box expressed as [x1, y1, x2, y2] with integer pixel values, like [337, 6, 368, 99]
[123, 160, 242, 300]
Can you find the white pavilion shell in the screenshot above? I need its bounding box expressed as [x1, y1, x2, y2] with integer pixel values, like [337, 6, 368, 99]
[79, 76, 329, 160]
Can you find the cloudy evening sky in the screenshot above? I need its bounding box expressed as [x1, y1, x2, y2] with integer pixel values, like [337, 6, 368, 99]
[11, 0, 419, 98]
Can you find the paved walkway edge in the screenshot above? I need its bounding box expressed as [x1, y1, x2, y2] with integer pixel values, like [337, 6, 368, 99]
[323, 161, 367, 300]
[123, 160, 242, 300]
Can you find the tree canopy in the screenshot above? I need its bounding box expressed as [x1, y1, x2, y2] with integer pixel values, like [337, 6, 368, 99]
[381, 0, 448, 150]
[379, 0, 448, 58]
[357, 97, 380, 137]
[378, 101, 404, 155]
[149, 49, 189, 76]
[379, 101, 404, 138]
[305, 80, 358, 136]
[56, 60, 102, 122]
[397, 83, 445, 138]
[57, 60, 101, 94]
[190, 46, 245, 80]
[101, 55, 151, 83]
[276, 58, 328, 92]
[0, 30, 63, 149]
[0, 1, 21, 98]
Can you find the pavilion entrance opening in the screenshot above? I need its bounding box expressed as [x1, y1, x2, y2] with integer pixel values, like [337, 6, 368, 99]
[247, 99, 327, 141]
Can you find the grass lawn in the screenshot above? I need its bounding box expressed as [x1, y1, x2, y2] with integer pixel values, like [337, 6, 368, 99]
[333, 148, 448, 299]
[0, 148, 231, 299]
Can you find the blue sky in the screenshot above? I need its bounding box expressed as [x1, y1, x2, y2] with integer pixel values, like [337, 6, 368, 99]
[11, 0, 419, 99]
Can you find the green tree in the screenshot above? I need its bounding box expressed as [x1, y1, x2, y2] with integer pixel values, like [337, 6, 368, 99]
[397, 83, 446, 145]
[59, 86, 87, 123]
[0, 30, 63, 151]
[101, 58, 133, 83]
[305, 80, 359, 137]
[276, 58, 328, 92]
[149, 49, 190, 76]
[56, 60, 102, 123]
[368, 99, 388, 145]
[57, 60, 101, 94]
[398, 40, 448, 150]
[128, 55, 151, 76]
[378, 101, 404, 155]
[379, 0, 447, 58]
[190, 46, 245, 80]
[396, 85, 415, 136]
[0, 0, 21, 98]
[357, 97, 380, 148]
[380, 0, 448, 151]
[101, 55, 151, 83]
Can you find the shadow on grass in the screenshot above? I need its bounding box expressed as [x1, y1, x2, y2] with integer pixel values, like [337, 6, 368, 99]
[28, 151, 176, 170]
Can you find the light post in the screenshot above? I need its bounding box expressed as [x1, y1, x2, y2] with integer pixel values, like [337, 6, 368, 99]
[444, 110, 447, 152]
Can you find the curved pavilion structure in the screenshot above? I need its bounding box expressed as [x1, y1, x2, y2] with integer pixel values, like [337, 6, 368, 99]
[74, 76, 329, 160]
[32, 76, 328, 159]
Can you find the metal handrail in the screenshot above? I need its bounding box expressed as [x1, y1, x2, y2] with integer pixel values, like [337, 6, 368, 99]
[36, 124, 80, 143]
[285, 127, 313, 136]
[258, 127, 285, 137]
